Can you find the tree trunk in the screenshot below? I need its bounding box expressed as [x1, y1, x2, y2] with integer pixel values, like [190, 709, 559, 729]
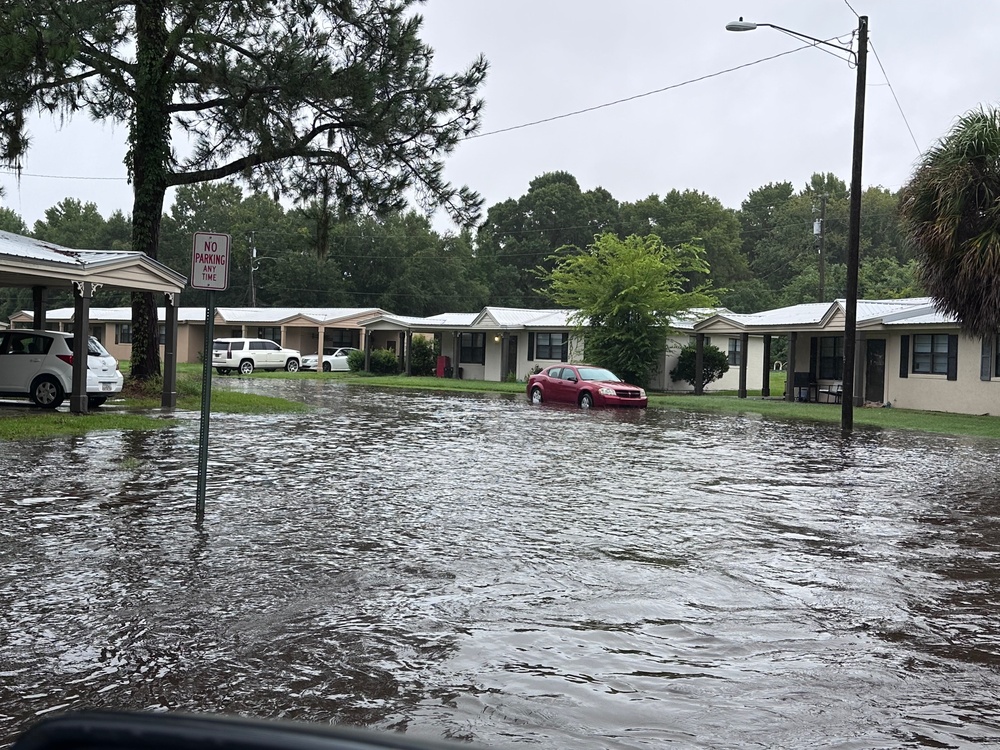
[129, 0, 171, 381]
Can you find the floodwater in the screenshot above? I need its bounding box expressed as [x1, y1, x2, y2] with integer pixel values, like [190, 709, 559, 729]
[2, 379, 1000, 749]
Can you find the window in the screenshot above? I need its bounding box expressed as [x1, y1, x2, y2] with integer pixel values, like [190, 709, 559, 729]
[250, 340, 279, 351]
[727, 338, 742, 366]
[158, 324, 166, 346]
[116, 324, 132, 344]
[913, 334, 949, 374]
[324, 328, 355, 346]
[819, 336, 844, 380]
[459, 332, 485, 364]
[536, 332, 569, 361]
[257, 327, 281, 343]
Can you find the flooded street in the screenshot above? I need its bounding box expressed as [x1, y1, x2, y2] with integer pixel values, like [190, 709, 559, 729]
[2, 379, 1000, 748]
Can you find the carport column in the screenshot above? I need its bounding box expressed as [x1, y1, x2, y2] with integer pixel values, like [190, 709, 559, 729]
[279, 325, 287, 346]
[317, 327, 326, 371]
[452, 333, 461, 379]
[786, 332, 798, 402]
[694, 333, 705, 396]
[761, 335, 772, 397]
[404, 330, 413, 375]
[70, 281, 93, 414]
[32, 286, 47, 330]
[161, 293, 178, 409]
[738, 332, 749, 399]
[364, 332, 372, 372]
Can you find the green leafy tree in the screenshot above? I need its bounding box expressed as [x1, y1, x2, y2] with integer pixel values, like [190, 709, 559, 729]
[476, 172, 621, 306]
[0, 0, 487, 380]
[32, 199, 109, 248]
[542, 233, 717, 387]
[738, 181, 794, 267]
[669, 344, 730, 388]
[900, 106, 1000, 337]
[0, 206, 28, 234]
[620, 189, 747, 288]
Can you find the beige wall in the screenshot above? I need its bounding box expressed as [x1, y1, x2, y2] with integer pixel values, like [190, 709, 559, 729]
[652, 334, 766, 392]
[880, 331, 1000, 415]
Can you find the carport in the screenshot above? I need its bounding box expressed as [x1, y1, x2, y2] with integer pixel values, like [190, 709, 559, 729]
[0, 230, 187, 413]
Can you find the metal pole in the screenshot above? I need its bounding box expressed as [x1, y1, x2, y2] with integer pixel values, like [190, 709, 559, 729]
[841, 15, 867, 433]
[196, 292, 215, 523]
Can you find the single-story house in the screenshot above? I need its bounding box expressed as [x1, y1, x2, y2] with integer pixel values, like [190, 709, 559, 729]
[694, 296, 1000, 416]
[12, 303, 767, 389]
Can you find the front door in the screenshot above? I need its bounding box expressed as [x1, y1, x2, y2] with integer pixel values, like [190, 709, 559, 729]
[865, 338, 886, 404]
[506, 335, 518, 379]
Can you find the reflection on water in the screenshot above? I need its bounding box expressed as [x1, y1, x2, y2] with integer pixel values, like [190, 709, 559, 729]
[3, 379, 1000, 748]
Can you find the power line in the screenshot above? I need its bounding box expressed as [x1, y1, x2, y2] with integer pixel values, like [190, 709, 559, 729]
[464, 45, 818, 140]
[869, 41, 921, 155]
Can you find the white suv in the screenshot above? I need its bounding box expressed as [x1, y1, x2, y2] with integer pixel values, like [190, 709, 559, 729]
[0, 329, 123, 408]
[212, 338, 301, 375]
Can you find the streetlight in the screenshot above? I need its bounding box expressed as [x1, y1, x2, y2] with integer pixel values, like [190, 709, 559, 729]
[727, 14, 867, 432]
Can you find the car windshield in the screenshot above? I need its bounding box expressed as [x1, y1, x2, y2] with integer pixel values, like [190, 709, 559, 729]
[577, 367, 620, 382]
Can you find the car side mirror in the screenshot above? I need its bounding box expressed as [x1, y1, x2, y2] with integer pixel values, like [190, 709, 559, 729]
[567, 376, 577, 383]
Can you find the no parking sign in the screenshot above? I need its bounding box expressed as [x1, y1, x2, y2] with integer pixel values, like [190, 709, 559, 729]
[191, 232, 231, 290]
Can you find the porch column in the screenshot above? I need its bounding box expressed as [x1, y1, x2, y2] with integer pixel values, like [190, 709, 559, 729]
[279, 325, 286, 346]
[786, 332, 798, 402]
[452, 333, 461, 379]
[364, 332, 372, 372]
[32, 286, 47, 329]
[161, 293, 178, 409]
[404, 330, 412, 375]
[738, 332, 749, 399]
[694, 333, 705, 395]
[70, 281, 93, 414]
[761, 334, 772, 397]
[854, 331, 866, 406]
[317, 326, 326, 371]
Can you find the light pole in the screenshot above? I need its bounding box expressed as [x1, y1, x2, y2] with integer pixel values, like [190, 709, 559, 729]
[727, 15, 867, 432]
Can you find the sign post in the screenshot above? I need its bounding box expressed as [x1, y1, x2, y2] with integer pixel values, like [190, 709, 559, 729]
[190, 232, 231, 523]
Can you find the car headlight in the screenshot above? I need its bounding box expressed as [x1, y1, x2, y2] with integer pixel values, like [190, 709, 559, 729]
[639, 388, 646, 398]
[598, 387, 615, 396]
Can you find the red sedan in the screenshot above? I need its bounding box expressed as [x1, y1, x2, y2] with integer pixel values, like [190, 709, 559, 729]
[526, 364, 648, 408]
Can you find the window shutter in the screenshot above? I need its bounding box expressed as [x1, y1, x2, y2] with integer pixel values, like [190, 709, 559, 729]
[947, 334, 958, 381]
[982, 336, 994, 381]
[527, 332, 534, 361]
[899, 335, 909, 378]
[560, 334, 568, 362]
[809, 337, 818, 381]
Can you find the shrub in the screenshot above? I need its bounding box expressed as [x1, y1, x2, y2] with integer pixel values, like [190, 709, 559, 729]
[410, 336, 436, 376]
[347, 349, 365, 372]
[369, 347, 401, 375]
[669, 344, 730, 388]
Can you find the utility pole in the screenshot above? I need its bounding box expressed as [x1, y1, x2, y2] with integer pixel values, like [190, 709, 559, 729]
[814, 193, 827, 301]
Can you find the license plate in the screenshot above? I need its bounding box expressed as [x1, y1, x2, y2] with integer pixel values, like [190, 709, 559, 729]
[101, 383, 113, 391]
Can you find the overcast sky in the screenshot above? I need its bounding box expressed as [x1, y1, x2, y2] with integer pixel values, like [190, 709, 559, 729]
[2, 0, 997, 232]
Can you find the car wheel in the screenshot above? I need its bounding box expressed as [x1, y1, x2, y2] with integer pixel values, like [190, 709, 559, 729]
[285, 358, 300, 373]
[216, 367, 231, 376]
[88, 396, 107, 408]
[530, 386, 543, 405]
[579, 392, 594, 409]
[322, 361, 331, 372]
[31, 375, 65, 409]
[239, 359, 255, 375]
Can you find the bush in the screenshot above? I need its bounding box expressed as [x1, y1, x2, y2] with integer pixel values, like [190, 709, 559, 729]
[410, 336, 436, 376]
[347, 348, 365, 372]
[669, 344, 730, 388]
[369, 348, 400, 375]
